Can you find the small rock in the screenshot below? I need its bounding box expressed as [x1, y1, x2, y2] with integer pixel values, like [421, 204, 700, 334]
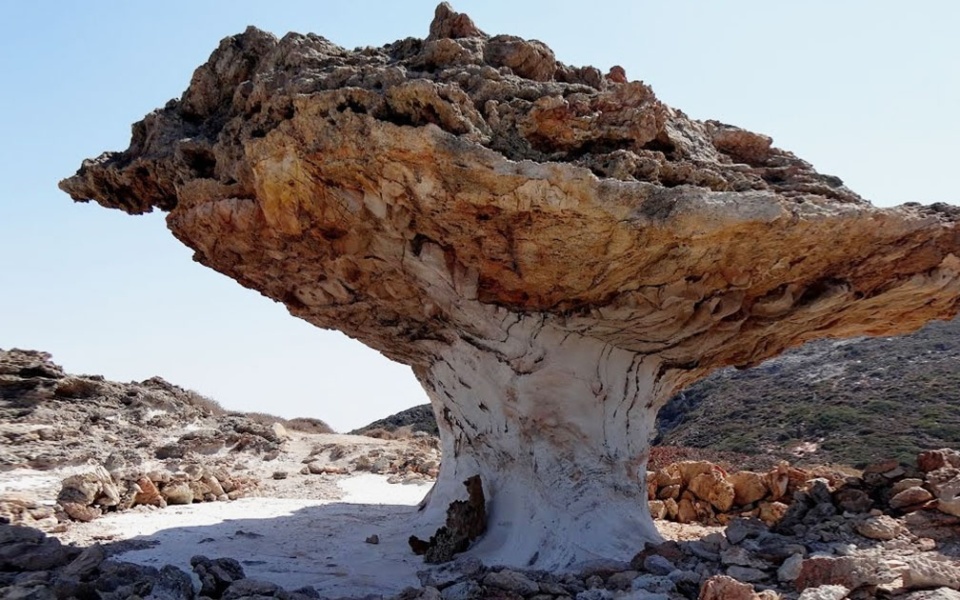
[365, 534, 380, 545]
[721, 546, 771, 569]
[892, 478, 926, 496]
[833, 488, 873, 514]
[417, 556, 484, 588]
[643, 554, 675, 576]
[726, 518, 768, 545]
[61, 543, 106, 579]
[855, 515, 902, 541]
[483, 569, 539, 594]
[798, 585, 851, 600]
[605, 570, 638, 590]
[901, 589, 960, 600]
[133, 477, 167, 508]
[222, 578, 280, 599]
[726, 565, 769, 583]
[441, 580, 482, 600]
[161, 482, 194, 505]
[729, 471, 769, 506]
[902, 555, 960, 590]
[576, 590, 614, 600]
[191, 555, 245, 597]
[272, 471, 288, 480]
[795, 556, 889, 592]
[779, 553, 804, 583]
[688, 469, 736, 512]
[891, 487, 934, 510]
[698, 575, 759, 600]
[758, 501, 789, 526]
[631, 574, 674, 594]
[146, 564, 195, 600]
[936, 476, 960, 517]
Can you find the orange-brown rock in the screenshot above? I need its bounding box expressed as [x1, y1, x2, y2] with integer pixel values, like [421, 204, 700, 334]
[699, 575, 761, 600]
[688, 469, 735, 512]
[890, 486, 934, 510]
[729, 470, 768, 506]
[758, 501, 789, 526]
[132, 477, 166, 508]
[60, 2, 960, 569]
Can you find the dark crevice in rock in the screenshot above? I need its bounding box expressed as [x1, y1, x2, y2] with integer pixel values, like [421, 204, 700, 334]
[409, 474, 487, 563]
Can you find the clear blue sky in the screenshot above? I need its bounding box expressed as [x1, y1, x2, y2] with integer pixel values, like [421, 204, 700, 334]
[1, 2, 957, 431]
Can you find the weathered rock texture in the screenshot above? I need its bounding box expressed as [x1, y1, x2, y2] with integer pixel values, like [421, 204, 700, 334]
[61, 3, 960, 569]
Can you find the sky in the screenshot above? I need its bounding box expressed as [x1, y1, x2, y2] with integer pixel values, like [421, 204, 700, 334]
[1, 2, 958, 432]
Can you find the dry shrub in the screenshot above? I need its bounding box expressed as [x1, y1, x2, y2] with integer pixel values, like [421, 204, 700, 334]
[182, 391, 227, 416]
[362, 427, 395, 440]
[389, 425, 417, 439]
[285, 417, 335, 434]
[237, 411, 285, 427]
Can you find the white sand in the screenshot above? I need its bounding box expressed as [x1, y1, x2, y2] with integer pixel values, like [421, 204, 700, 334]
[80, 474, 434, 596]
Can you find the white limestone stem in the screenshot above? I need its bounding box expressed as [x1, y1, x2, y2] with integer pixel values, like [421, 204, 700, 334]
[412, 316, 675, 570]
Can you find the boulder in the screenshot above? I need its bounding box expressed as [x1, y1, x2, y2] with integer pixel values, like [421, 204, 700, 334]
[891, 487, 935, 510]
[798, 585, 851, 600]
[795, 556, 892, 592]
[729, 471, 769, 506]
[902, 555, 960, 591]
[133, 477, 167, 508]
[918, 449, 960, 473]
[191, 555, 245, 597]
[160, 482, 194, 505]
[935, 475, 960, 517]
[688, 469, 736, 512]
[855, 515, 903, 540]
[483, 569, 540, 595]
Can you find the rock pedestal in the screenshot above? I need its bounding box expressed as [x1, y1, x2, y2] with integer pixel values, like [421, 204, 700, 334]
[60, 3, 960, 568]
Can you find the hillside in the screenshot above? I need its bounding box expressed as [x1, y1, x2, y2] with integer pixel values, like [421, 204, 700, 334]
[350, 404, 439, 437]
[357, 318, 960, 468]
[656, 318, 960, 467]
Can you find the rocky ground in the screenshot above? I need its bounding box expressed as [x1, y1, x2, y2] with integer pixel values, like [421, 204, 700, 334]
[2, 347, 959, 599]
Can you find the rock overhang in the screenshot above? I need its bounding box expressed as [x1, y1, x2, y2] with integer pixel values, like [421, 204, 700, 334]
[58, 4, 960, 567]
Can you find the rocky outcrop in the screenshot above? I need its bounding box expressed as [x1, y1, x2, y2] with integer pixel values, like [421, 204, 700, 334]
[302, 435, 441, 482]
[60, 3, 960, 568]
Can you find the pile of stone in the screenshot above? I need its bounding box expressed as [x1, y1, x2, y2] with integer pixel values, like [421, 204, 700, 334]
[54, 462, 259, 523]
[646, 460, 804, 527]
[388, 508, 959, 600]
[645, 449, 960, 536]
[0, 525, 320, 600]
[299, 434, 442, 483]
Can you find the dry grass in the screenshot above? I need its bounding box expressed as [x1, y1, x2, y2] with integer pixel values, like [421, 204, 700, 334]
[285, 417, 335, 434]
[361, 427, 396, 440]
[182, 391, 227, 416]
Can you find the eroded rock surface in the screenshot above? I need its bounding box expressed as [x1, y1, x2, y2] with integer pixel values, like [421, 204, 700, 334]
[60, 2, 960, 568]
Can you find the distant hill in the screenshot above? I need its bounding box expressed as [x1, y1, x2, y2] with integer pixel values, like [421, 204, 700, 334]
[355, 319, 960, 467]
[350, 404, 438, 437]
[656, 318, 960, 467]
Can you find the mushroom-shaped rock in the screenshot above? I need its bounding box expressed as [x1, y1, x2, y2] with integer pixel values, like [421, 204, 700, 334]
[60, 5, 960, 571]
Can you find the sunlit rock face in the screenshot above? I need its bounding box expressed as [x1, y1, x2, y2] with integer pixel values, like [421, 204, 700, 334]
[61, 3, 960, 569]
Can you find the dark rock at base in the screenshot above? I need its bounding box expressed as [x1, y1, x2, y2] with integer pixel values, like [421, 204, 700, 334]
[147, 564, 196, 600]
[409, 476, 486, 564]
[191, 555, 246, 597]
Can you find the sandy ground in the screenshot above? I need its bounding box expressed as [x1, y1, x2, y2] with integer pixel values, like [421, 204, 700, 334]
[59, 474, 435, 596]
[1, 430, 445, 596]
[2, 430, 723, 597]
